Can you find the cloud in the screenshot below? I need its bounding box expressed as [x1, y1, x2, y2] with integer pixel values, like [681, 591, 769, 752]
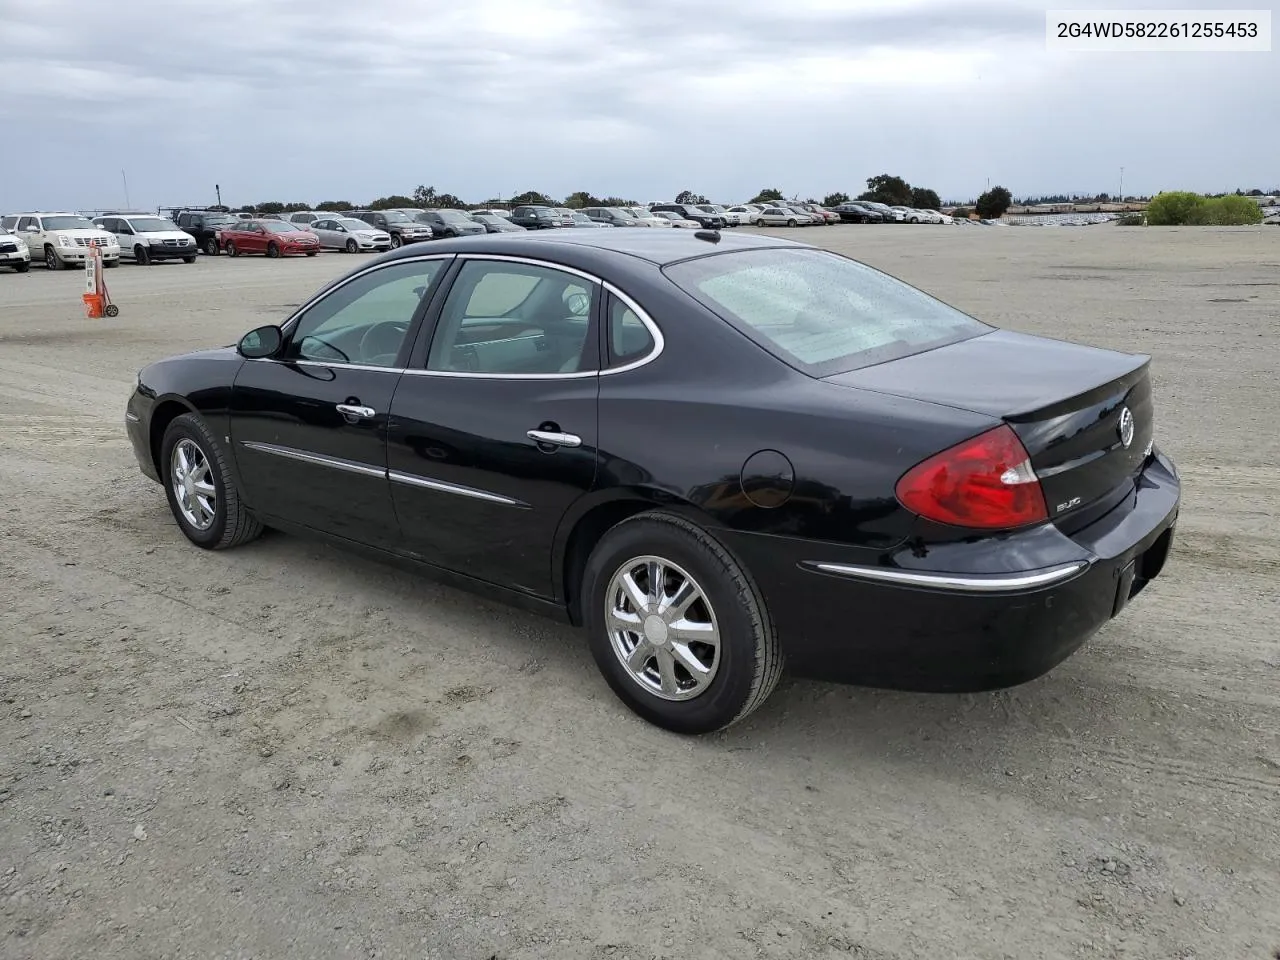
[0, 0, 1275, 210]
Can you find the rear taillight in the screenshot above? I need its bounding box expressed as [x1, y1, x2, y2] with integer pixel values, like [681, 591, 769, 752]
[895, 424, 1048, 530]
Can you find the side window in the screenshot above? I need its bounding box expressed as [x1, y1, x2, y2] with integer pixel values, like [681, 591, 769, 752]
[607, 295, 656, 367]
[426, 260, 598, 375]
[17, 217, 35, 231]
[287, 259, 447, 367]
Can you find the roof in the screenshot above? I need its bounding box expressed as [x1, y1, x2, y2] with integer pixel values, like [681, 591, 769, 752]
[383, 226, 805, 267]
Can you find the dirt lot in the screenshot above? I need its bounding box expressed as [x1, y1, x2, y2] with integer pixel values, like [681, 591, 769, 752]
[2, 226, 1278, 960]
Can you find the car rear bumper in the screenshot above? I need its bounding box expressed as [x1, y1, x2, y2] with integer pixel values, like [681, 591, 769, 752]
[719, 451, 1180, 692]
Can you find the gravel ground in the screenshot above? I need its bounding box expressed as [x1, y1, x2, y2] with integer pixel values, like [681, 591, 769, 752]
[1, 226, 1278, 960]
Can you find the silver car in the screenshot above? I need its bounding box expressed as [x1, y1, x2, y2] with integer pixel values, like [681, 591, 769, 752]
[309, 217, 393, 253]
[751, 206, 809, 227]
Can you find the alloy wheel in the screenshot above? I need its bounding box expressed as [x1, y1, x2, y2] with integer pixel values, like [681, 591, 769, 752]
[605, 555, 721, 701]
[170, 438, 217, 531]
[45, 247, 58, 271]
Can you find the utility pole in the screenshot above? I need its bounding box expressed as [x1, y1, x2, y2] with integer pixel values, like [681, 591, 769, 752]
[215, 184, 222, 209]
[122, 170, 131, 209]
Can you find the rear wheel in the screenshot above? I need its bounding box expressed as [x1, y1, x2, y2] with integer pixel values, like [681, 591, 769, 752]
[305, 251, 317, 257]
[345, 239, 357, 253]
[266, 242, 280, 258]
[581, 512, 783, 734]
[161, 413, 263, 550]
[225, 241, 239, 257]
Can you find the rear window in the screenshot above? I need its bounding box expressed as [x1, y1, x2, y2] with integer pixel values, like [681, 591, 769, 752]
[663, 247, 988, 377]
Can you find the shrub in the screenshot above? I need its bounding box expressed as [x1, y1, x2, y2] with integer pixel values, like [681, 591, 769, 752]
[1146, 191, 1206, 225]
[1115, 213, 1145, 226]
[950, 207, 971, 219]
[1193, 195, 1265, 226]
[974, 186, 1012, 219]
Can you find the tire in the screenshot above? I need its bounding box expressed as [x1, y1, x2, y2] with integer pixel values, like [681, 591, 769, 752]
[15, 262, 29, 273]
[305, 251, 317, 257]
[161, 413, 263, 551]
[44, 246, 63, 271]
[787, 218, 797, 227]
[182, 256, 196, 264]
[390, 234, 402, 249]
[225, 241, 239, 257]
[755, 219, 765, 227]
[104, 304, 119, 317]
[345, 239, 357, 253]
[203, 237, 219, 256]
[266, 242, 280, 259]
[135, 245, 150, 265]
[104, 258, 117, 268]
[581, 511, 783, 735]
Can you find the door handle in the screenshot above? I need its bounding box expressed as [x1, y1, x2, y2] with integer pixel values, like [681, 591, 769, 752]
[527, 429, 581, 448]
[336, 403, 376, 419]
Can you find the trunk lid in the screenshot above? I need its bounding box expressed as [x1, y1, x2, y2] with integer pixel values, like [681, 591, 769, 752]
[825, 330, 1155, 524]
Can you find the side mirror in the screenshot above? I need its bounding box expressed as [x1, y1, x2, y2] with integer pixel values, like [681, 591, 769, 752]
[238, 325, 283, 359]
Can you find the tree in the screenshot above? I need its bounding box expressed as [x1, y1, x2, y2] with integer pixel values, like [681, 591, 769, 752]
[509, 190, 554, 206]
[822, 191, 849, 207]
[974, 186, 1013, 219]
[1145, 191, 1205, 225]
[910, 187, 941, 210]
[315, 200, 353, 211]
[751, 187, 784, 204]
[858, 174, 912, 207]
[255, 201, 284, 214]
[564, 190, 601, 209]
[675, 189, 708, 205]
[235, 205, 256, 214]
[369, 194, 416, 210]
[282, 201, 311, 212]
[433, 193, 467, 209]
[601, 196, 638, 207]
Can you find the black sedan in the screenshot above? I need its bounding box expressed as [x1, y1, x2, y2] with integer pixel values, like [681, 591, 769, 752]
[125, 229, 1180, 734]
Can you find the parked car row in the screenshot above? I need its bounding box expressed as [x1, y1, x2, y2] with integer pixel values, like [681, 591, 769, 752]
[0, 198, 961, 273]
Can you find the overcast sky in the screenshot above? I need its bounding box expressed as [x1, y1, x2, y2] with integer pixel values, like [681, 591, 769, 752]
[1, 0, 1276, 211]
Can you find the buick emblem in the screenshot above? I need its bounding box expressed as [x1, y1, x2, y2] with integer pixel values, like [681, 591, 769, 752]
[1118, 406, 1135, 449]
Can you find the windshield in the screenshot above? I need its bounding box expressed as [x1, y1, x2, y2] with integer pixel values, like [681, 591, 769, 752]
[337, 218, 372, 230]
[436, 210, 472, 223]
[699, 204, 727, 213]
[127, 217, 179, 232]
[263, 221, 304, 233]
[606, 208, 635, 218]
[42, 216, 96, 230]
[379, 211, 412, 223]
[664, 248, 989, 377]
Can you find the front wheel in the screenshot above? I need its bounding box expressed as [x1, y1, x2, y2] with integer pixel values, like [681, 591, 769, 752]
[787, 218, 797, 227]
[754, 219, 765, 227]
[345, 239, 358, 253]
[135, 245, 150, 265]
[161, 413, 263, 550]
[182, 256, 196, 264]
[203, 238, 219, 256]
[266, 242, 280, 258]
[225, 241, 238, 257]
[44, 246, 63, 271]
[581, 512, 783, 734]
[390, 234, 402, 249]
[305, 251, 317, 257]
[15, 262, 30, 273]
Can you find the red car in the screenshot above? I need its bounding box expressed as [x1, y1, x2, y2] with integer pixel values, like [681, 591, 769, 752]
[217, 220, 320, 258]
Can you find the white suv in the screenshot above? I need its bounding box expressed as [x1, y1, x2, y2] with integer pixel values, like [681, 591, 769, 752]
[92, 214, 198, 264]
[0, 226, 31, 273]
[1, 212, 120, 270]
